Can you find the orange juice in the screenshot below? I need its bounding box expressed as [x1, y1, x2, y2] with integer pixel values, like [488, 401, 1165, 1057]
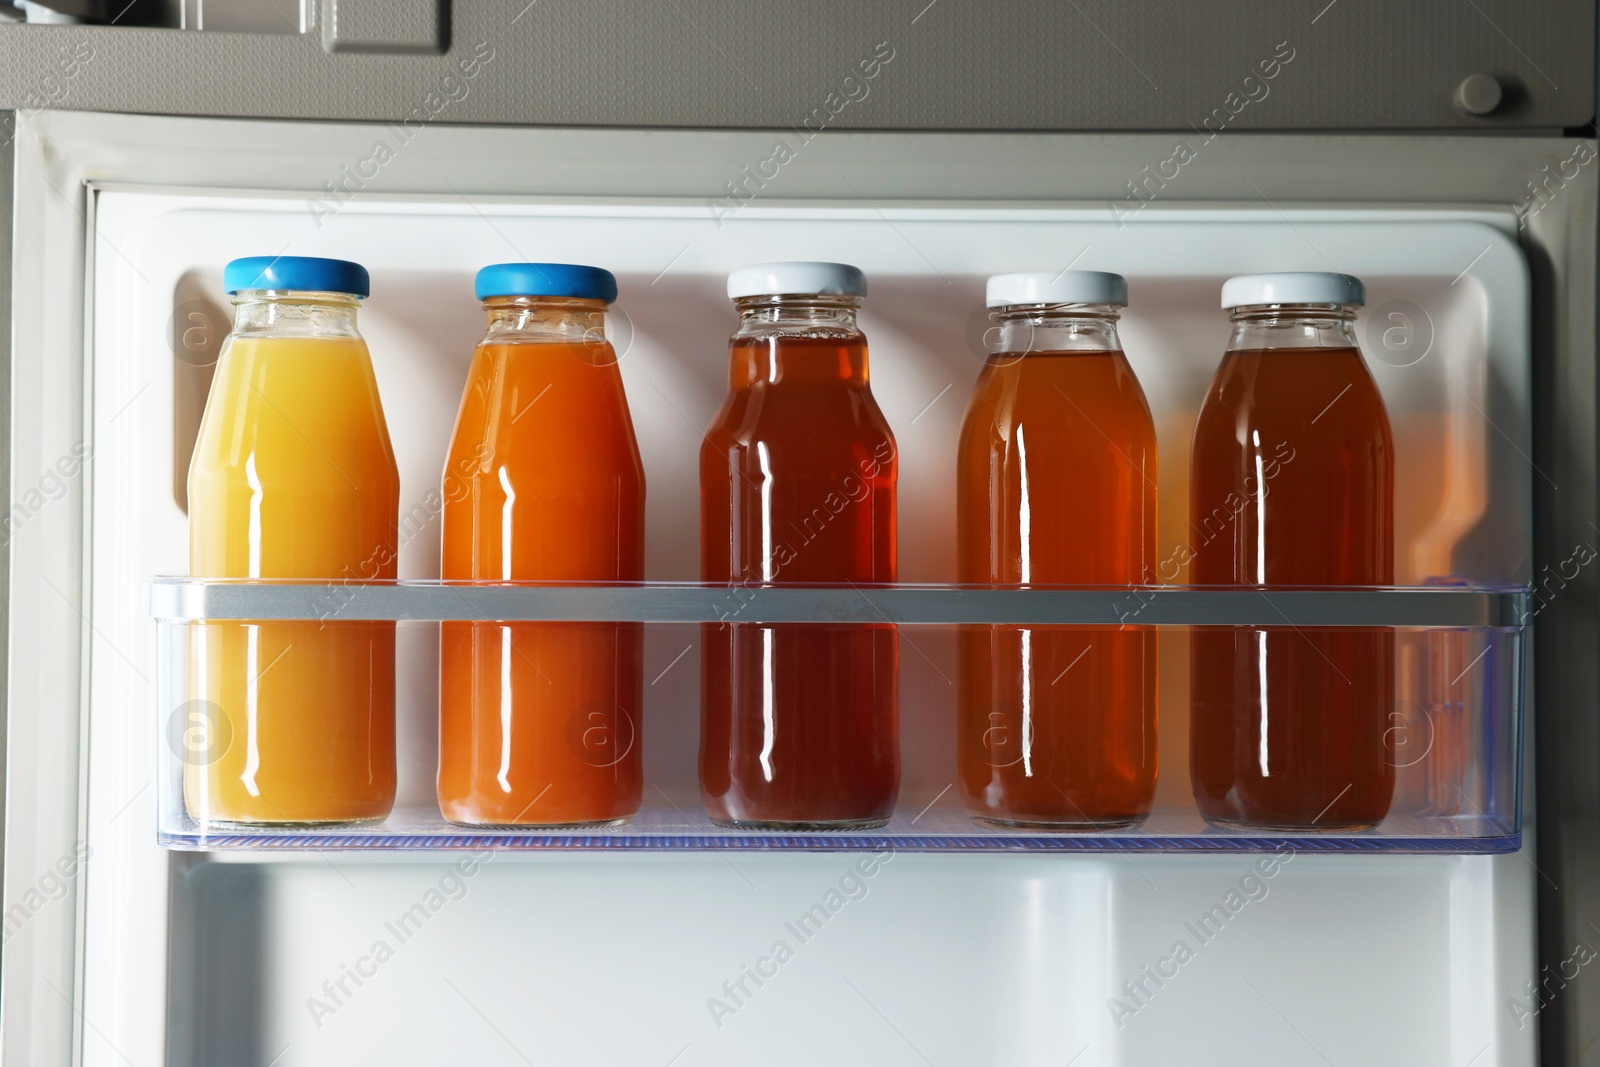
[438, 271, 645, 827]
[187, 261, 399, 825]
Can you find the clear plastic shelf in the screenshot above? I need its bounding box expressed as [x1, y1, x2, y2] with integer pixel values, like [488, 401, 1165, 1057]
[148, 579, 1529, 627]
[149, 579, 1528, 854]
[161, 807, 1516, 854]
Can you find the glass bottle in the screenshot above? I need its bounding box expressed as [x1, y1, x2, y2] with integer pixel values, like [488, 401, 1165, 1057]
[700, 262, 899, 829]
[187, 256, 399, 824]
[1189, 272, 1396, 830]
[957, 272, 1158, 827]
[438, 263, 645, 827]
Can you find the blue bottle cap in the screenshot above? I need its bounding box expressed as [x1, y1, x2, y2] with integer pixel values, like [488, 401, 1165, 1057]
[475, 263, 618, 304]
[223, 256, 371, 297]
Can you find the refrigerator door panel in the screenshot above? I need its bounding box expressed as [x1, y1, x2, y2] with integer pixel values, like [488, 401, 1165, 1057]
[2, 117, 95, 1067]
[4, 114, 1586, 1066]
[160, 853, 1529, 1067]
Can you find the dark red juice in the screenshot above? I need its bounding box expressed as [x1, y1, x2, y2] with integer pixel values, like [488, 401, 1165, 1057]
[1190, 345, 1396, 829]
[700, 329, 899, 829]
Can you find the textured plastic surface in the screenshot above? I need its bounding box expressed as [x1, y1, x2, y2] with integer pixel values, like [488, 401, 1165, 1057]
[321, 0, 446, 55]
[0, 2, 1590, 130]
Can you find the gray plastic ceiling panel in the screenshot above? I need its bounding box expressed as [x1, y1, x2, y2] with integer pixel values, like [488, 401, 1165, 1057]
[0, 1, 1592, 133]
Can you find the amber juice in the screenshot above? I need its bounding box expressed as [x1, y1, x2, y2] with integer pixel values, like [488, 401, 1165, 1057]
[957, 309, 1158, 827]
[700, 301, 899, 829]
[1189, 337, 1396, 830]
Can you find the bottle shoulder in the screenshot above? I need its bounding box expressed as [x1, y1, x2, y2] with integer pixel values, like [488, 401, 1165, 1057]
[962, 351, 1156, 447]
[1198, 347, 1393, 445]
[706, 382, 892, 438]
[193, 336, 395, 470]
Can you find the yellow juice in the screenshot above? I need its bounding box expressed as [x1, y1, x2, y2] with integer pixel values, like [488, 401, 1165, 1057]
[186, 332, 400, 824]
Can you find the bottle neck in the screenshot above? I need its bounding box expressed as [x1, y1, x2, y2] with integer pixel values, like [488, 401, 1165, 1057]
[730, 295, 868, 387]
[231, 290, 362, 339]
[482, 295, 609, 344]
[1226, 303, 1359, 351]
[991, 303, 1122, 354]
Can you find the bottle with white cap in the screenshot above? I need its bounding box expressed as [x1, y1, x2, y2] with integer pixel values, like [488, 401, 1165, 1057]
[956, 270, 1158, 828]
[700, 262, 899, 829]
[1190, 271, 1395, 830]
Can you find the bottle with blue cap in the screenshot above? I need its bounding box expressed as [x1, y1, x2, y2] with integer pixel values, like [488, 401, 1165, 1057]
[700, 261, 900, 829]
[187, 255, 400, 825]
[1190, 271, 1396, 830]
[438, 262, 645, 827]
[956, 270, 1158, 828]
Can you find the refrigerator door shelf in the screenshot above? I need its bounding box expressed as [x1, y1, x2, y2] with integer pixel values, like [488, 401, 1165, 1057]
[150, 580, 1526, 854]
[147, 578, 1532, 628]
[159, 807, 1523, 855]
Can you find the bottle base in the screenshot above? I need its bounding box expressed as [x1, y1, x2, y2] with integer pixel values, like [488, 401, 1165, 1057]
[442, 814, 636, 830]
[205, 811, 393, 828]
[709, 816, 891, 832]
[973, 813, 1148, 832]
[1200, 813, 1385, 833]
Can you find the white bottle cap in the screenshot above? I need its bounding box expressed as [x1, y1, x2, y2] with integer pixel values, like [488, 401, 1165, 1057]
[727, 262, 867, 300]
[1221, 272, 1365, 309]
[986, 271, 1128, 308]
